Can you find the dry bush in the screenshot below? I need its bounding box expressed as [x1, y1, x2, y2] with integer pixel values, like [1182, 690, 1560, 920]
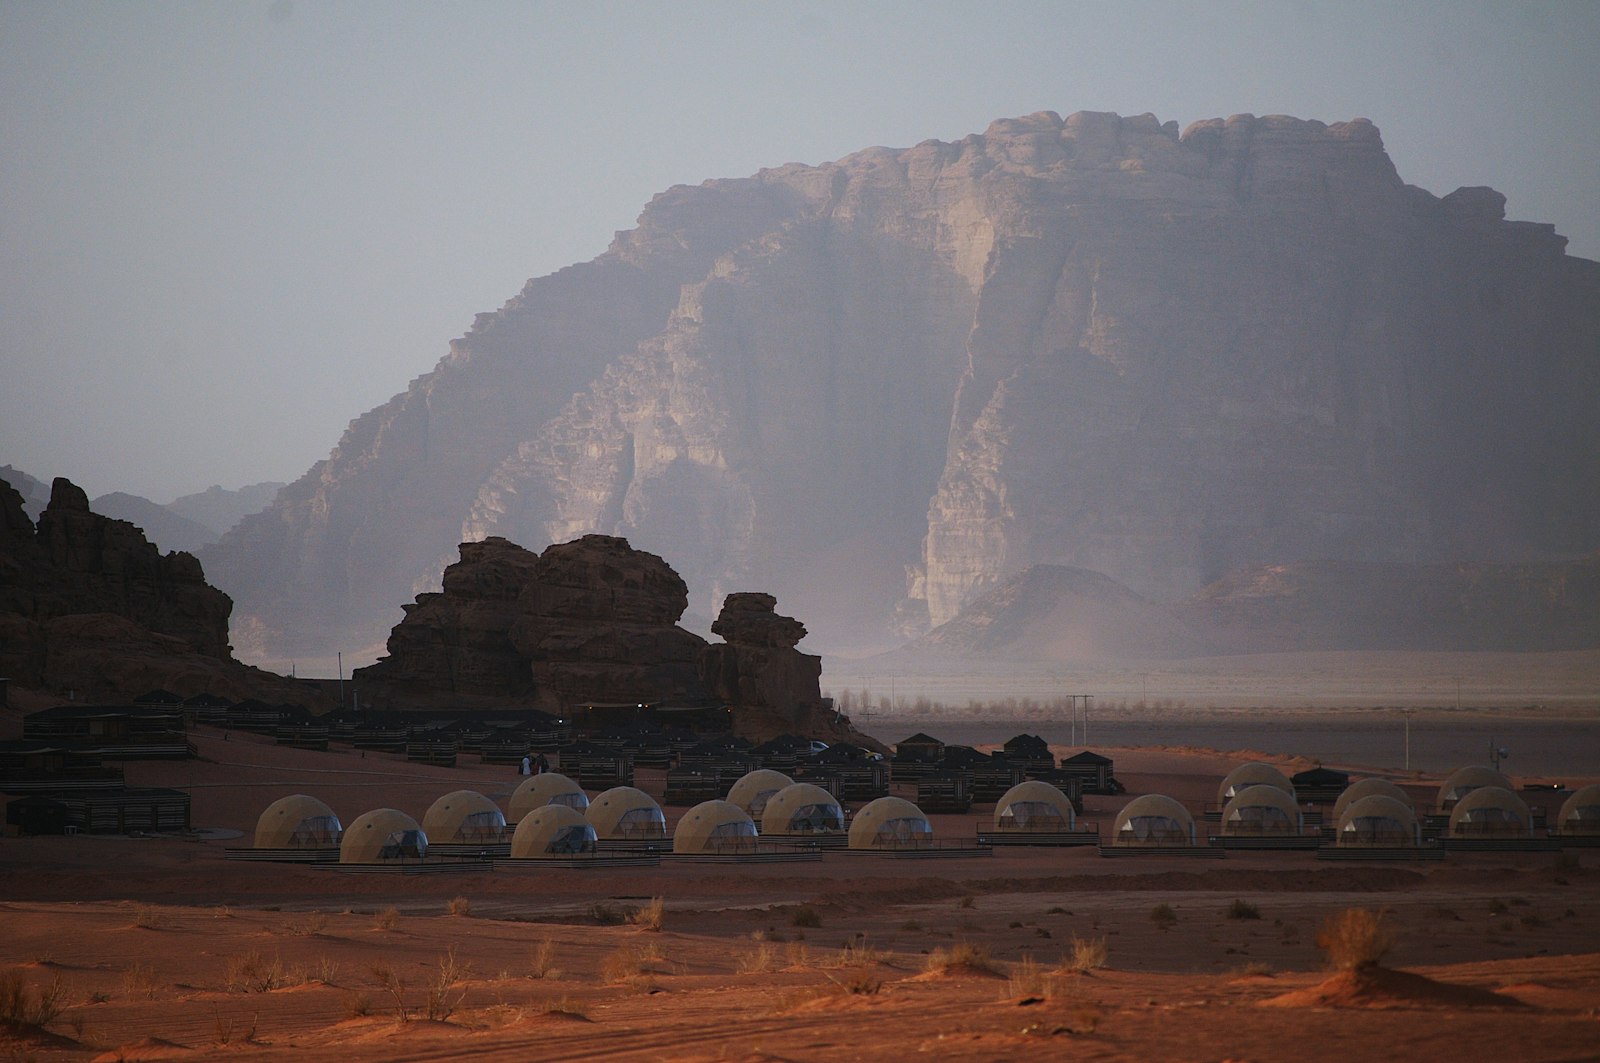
[785, 942, 813, 969]
[1231, 961, 1274, 977]
[370, 963, 410, 1022]
[629, 897, 665, 932]
[529, 940, 560, 980]
[1150, 903, 1177, 930]
[737, 942, 779, 974]
[1007, 955, 1046, 998]
[372, 907, 400, 931]
[957, 894, 977, 909]
[600, 943, 670, 985]
[1227, 899, 1261, 920]
[314, 956, 339, 986]
[925, 942, 998, 975]
[423, 948, 469, 1021]
[225, 951, 284, 993]
[447, 896, 472, 918]
[288, 910, 328, 937]
[0, 971, 68, 1029]
[132, 904, 164, 930]
[1316, 907, 1395, 971]
[343, 991, 373, 1018]
[789, 905, 822, 928]
[1066, 934, 1108, 972]
[830, 938, 882, 969]
[212, 1007, 258, 1046]
[122, 962, 159, 1000]
[539, 996, 588, 1019]
[588, 901, 625, 926]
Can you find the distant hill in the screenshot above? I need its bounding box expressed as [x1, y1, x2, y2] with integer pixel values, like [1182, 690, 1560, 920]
[0, 465, 50, 521]
[91, 492, 219, 554]
[166, 481, 284, 536]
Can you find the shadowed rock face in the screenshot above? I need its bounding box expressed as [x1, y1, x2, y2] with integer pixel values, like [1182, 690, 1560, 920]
[354, 535, 828, 733]
[203, 111, 1600, 661]
[0, 475, 324, 706]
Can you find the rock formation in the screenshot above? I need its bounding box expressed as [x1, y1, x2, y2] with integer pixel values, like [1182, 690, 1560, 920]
[0, 475, 324, 706]
[354, 535, 834, 735]
[202, 111, 1600, 663]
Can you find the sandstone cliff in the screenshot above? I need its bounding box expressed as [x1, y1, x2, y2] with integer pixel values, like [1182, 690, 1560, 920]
[0, 475, 325, 706]
[203, 111, 1600, 662]
[353, 535, 832, 735]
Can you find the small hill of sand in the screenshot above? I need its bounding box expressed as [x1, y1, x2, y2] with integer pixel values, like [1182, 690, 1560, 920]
[1263, 965, 1529, 1010]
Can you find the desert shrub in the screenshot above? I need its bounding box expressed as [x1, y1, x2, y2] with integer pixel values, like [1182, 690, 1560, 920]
[0, 971, 68, 1028]
[539, 996, 588, 1019]
[789, 905, 822, 928]
[785, 943, 812, 969]
[831, 938, 882, 968]
[601, 943, 669, 985]
[1007, 955, 1045, 998]
[737, 942, 779, 974]
[925, 942, 998, 975]
[225, 951, 284, 993]
[1227, 899, 1261, 920]
[529, 940, 560, 980]
[122, 962, 159, 1000]
[1316, 907, 1395, 971]
[372, 907, 400, 931]
[212, 1007, 257, 1046]
[629, 897, 664, 932]
[288, 910, 328, 936]
[343, 991, 372, 1018]
[446, 896, 472, 917]
[588, 901, 626, 926]
[132, 904, 163, 930]
[423, 948, 468, 1021]
[957, 894, 977, 909]
[1067, 935, 1108, 971]
[1150, 903, 1177, 930]
[369, 963, 410, 1022]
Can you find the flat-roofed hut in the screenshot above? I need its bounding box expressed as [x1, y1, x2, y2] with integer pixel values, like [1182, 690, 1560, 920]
[847, 796, 932, 851]
[1220, 784, 1302, 835]
[1110, 794, 1196, 847]
[340, 808, 427, 864]
[510, 804, 597, 858]
[509, 771, 588, 822]
[1447, 786, 1531, 837]
[254, 794, 342, 849]
[1333, 778, 1412, 822]
[760, 782, 845, 837]
[422, 790, 507, 844]
[993, 780, 1076, 832]
[1336, 795, 1419, 847]
[1555, 784, 1600, 836]
[585, 786, 666, 841]
[726, 769, 793, 820]
[1435, 766, 1513, 812]
[673, 799, 757, 854]
[1217, 762, 1295, 806]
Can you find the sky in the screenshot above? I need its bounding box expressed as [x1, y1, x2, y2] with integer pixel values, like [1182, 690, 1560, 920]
[3, 0, 1597, 504]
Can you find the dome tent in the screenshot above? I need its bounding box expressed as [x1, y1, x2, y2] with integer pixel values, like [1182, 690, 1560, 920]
[422, 790, 507, 844]
[727, 769, 794, 820]
[340, 808, 427, 863]
[1336, 795, 1419, 847]
[1217, 762, 1295, 806]
[1110, 794, 1195, 846]
[1333, 778, 1412, 822]
[1435, 765, 1513, 812]
[509, 771, 589, 822]
[673, 800, 758, 854]
[253, 794, 342, 849]
[848, 796, 932, 850]
[993, 780, 1076, 832]
[1447, 785, 1530, 837]
[511, 804, 597, 858]
[1555, 784, 1600, 836]
[586, 786, 666, 841]
[760, 783, 845, 836]
[1220, 784, 1302, 835]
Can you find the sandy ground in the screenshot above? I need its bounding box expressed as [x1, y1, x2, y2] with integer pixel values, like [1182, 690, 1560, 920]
[3, 723, 1599, 1062]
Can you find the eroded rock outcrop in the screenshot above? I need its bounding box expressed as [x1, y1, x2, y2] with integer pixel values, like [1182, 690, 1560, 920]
[354, 535, 830, 734]
[204, 111, 1600, 661]
[0, 475, 324, 706]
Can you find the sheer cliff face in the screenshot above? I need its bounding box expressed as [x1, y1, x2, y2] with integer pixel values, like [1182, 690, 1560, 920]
[204, 111, 1600, 661]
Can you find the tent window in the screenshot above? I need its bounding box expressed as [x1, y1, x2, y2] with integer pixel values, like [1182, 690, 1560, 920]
[874, 815, 932, 848]
[1120, 815, 1188, 843]
[289, 814, 342, 847]
[616, 807, 666, 838]
[551, 792, 589, 811]
[706, 819, 758, 850]
[788, 803, 843, 832]
[378, 829, 427, 860]
[1226, 805, 1295, 833]
[545, 823, 597, 855]
[1342, 817, 1410, 845]
[747, 789, 780, 818]
[999, 801, 1065, 830]
[456, 810, 506, 841]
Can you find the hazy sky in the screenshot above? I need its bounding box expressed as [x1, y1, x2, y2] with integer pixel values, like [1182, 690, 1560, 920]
[4, 1, 1597, 503]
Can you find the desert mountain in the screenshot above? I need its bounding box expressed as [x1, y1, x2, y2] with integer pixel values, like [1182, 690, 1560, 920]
[891, 557, 1600, 664]
[201, 111, 1600, 665]
[0, 465, 50, 522]
[91, 491, 219, 554]
[165, 481, 285, 537]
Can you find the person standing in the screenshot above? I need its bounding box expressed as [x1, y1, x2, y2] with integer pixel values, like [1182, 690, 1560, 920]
[519, 753, 532, 776]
